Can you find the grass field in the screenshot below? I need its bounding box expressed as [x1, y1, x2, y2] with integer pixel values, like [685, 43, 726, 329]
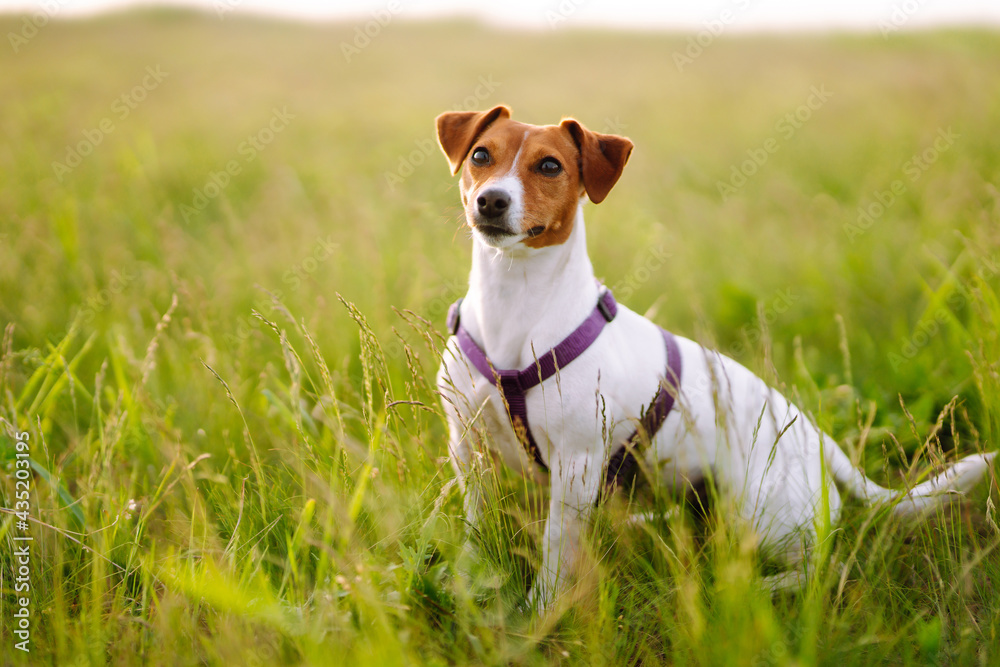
[2, 10, 1000, 665]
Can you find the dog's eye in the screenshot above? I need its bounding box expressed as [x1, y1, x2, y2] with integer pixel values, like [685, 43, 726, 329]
[471, 147, 490, 166]
[539, 157, 562, 176]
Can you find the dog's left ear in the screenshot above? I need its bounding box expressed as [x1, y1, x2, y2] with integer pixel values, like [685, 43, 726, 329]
[560, 119, 633, 204]
[436, 105, 512, 175]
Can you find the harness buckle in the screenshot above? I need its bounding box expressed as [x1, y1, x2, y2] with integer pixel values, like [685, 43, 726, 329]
[447, 298, 463, 335]
[596, 288, 615, 323]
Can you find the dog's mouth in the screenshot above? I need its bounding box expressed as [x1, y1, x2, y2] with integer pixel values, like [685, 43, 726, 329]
[472, 220, 515, 241]
[469, 214, 545, 248]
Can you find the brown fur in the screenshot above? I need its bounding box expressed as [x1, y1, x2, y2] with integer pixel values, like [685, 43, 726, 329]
[435, 105, 633, 248]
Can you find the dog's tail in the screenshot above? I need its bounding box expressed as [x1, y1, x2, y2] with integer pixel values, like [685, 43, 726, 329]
[824, 440, 996, 517]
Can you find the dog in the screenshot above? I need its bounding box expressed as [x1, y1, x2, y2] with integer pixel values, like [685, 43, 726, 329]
[434, 104, 995, 608]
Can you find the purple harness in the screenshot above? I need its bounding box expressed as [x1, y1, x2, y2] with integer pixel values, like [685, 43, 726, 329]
[446, 287, 682, 499]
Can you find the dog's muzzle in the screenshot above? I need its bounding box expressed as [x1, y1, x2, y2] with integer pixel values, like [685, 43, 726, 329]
[472, 187, 516, 238]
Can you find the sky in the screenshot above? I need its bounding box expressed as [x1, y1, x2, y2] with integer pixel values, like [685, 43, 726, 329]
[1, 0, 1000, 32]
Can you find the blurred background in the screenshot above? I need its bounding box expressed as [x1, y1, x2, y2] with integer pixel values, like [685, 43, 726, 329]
[4, 0, 1000, 29]
[2, 0, 998, 417]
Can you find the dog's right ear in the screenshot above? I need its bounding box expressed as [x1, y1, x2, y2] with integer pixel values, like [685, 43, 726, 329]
[560, 118, 633, 204]
[435, 105, 511, 175]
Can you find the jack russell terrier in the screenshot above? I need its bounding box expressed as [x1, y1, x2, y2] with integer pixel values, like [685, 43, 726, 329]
[434, 104, 995, 608]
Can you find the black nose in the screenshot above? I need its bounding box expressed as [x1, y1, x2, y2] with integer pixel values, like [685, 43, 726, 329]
[476, 188, 510, 219]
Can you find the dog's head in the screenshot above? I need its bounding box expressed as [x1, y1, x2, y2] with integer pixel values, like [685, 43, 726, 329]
[435, 105, 633, 250]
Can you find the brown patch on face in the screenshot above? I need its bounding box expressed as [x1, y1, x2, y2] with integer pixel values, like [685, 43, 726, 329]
[459, 119, 584, 248]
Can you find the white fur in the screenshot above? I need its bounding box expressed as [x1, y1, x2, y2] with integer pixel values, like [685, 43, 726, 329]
[468, 130, 529, 251]
[438, 200, 995, 610]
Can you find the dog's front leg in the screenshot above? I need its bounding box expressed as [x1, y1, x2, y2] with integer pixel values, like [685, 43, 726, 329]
[528, 452, 602, 611]
[450, 432, 482, 535]
[446, 413, 491, 572]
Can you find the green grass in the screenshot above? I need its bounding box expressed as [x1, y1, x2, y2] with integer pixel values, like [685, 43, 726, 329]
[1, 10, 1000, 665]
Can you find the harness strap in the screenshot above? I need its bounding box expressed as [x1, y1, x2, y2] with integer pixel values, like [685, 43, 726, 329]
[599, 327, 682, 503]
[448, 288, 617, 472]
[446, 288, 683, 499]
